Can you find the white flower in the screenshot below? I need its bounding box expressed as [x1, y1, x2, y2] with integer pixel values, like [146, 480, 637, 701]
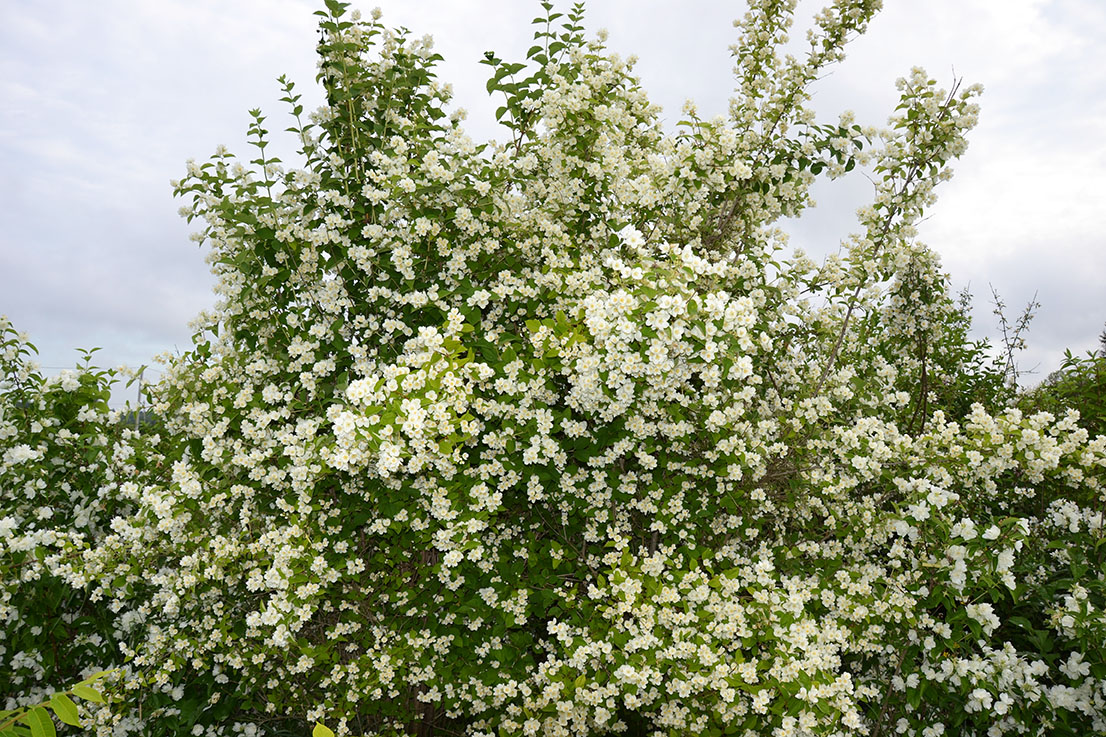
[733, 355, 754, 380]
[3, 444, 40, 465]
[907, 502, 930, 522]
[1060, 652, 1091, 680]
[966, 688, 993, 712]
[619, 225, 645, 251]
[965, 602, 999, 636]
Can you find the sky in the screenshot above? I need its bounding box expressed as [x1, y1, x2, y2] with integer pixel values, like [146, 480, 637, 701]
[2, 0, 1104, 407]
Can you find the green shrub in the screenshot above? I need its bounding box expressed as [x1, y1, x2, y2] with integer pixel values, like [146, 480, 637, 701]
[5, 2, 1105, 736]
[1022, 348, 1106, 439]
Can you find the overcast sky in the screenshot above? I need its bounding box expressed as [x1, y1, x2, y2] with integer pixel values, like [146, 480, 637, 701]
[2, 0, 1104, 405]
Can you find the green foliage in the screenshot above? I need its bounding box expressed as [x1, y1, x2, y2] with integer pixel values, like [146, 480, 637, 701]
[0, 671, 112, 736]
[0, 319, 151, 715]
[1021, 348, 1106, 438]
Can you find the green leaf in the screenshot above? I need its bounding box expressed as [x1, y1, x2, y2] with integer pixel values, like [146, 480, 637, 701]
[24, 709, 55, 737]
[313, 724, 336, 737]
[70, 685, 104, 704]
[47, 695, 79, 727]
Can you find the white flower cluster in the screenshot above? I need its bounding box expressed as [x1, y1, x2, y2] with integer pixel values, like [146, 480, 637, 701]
[5, 3, 1106, 737]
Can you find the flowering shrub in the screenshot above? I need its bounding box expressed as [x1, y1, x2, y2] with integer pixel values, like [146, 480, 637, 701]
[1022, 348, 1106, 440]
[0, 669, 113, 735]
[4, 1, 1106, 736]
[0, 320, 135, 704]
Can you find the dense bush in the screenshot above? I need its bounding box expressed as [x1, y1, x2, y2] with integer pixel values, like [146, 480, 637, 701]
[0, 319, 174, 733]
[3, 2, 1104, 736]
[1021, 338, 1106, 440]
[1, 322, 136, 700]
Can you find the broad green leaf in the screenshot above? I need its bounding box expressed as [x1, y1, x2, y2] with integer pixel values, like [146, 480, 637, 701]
[23, 709, 55, 737]
[47, 695, 79, 727]
[70, 685, 104, 704]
